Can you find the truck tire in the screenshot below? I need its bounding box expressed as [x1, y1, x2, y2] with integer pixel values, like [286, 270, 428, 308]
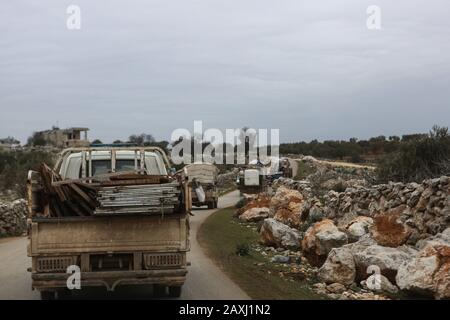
[213, 199, 218, 208]
[153, 284, 167, 297]
[40, 291, 56, 300]
[168, 285, 182, 298]
[57, 289, 71, 300]
[207, 201, 214, 209]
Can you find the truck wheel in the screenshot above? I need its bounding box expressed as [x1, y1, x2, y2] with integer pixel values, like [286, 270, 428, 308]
[40, 291, 56, 300]
[168, 285, 182, 298]
[207, 202, 214, 209]
[153, 284, 167, 297]
[213, 200, 218, 208]
[57, 289, 71, 300]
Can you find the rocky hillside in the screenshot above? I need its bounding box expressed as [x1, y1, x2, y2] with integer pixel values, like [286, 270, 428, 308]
[236, 176, 450, 300]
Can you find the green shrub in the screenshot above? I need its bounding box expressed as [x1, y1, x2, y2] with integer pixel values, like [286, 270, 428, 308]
[235, 243, 250, 256]
[377, 126, 450, 183]
[0, 150, 55, 197]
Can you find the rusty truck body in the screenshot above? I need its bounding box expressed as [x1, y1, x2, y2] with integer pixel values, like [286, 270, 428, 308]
[27, 147, 190, 299]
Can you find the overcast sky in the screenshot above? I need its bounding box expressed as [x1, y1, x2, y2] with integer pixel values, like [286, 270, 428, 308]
[1, 0, 449, 144]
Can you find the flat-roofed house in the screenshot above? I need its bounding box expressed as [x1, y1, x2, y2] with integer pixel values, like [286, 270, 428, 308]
[37, 127, 90, 148]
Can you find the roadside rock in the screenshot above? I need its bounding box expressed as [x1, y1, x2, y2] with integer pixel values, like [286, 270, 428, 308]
[353, 244, 416, 282]
[416, 227, 450, 250]
[302, 219, 348, 266]
[239, 207, 270, 222]
[236, 194, 271, 216]
[318, 247, 356, 286]
[396, 239, 450, 299]
[370, 206, 411, 247]
[361, 274, 399, 294]
[272, 178, 313, 198]
[260, 218, 302, 250]
[271, 255, 290, 264]
[270, 187, 306, 228]
[312, 283, 328, 295]
[346, 216, 373, 242]
[326, 282, 346, 294]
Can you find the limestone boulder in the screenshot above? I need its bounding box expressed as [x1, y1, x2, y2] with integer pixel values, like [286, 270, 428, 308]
[270, 186, 306, 228]
[260, 218, 302, 250]
[318, 247, 356, 286]
[360, 274, 399, 294]
[345, 216, 373, 242]
[353, 244, 416, 282]
[239, 207, 270, 222]
[396, 237, 450, 299]
[236, 194, 271, 216]
[302, 219, 348, 266]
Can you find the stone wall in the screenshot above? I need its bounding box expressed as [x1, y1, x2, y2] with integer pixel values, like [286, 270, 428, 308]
[323, 176, 450, 243]
[272, 177, 313, 198]
[0, 199, 28, 237]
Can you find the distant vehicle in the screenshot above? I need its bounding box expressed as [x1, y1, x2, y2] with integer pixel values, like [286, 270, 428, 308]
[179, 163, 219, 209]
[236, 167, 267, 194]
[27, 147, 189, 299]
[236, 157, 292, 193]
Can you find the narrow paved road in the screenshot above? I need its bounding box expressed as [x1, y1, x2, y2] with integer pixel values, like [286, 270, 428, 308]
[0, 191, 249, 300]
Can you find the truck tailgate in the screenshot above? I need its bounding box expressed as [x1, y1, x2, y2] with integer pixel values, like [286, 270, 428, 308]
[30, 215, 188, 255]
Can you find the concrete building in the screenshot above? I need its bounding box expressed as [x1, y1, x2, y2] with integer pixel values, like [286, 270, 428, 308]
[37, 127, 90, 148]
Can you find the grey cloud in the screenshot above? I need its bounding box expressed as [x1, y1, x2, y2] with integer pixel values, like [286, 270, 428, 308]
[0, 0, 449, 143]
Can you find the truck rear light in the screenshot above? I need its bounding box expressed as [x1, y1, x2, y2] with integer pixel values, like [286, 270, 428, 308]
[143, 253, 185, 269]
[36, 256, 78, 273]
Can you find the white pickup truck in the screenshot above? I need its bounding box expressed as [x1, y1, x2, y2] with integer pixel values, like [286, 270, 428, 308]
[27, 147, 190, 299]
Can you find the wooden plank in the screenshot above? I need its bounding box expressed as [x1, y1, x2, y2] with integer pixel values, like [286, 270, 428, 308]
[66, 200, 86, 216]
[53, 185, 67, 202]
[67, 183, 97, 208]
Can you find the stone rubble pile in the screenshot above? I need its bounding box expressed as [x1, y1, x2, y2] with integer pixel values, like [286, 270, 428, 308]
[235, 176, 450, 300]
[217, 169, 239, 189]
[272, 178, 313, 198]
[0, 199, 28, 237]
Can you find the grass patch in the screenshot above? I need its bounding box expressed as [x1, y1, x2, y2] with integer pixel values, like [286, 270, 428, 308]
[294, 160, 316, 180]
[198, 207, 323, 300]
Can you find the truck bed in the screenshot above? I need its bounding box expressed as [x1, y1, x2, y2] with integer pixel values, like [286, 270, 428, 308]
[29, 214, 189, 255]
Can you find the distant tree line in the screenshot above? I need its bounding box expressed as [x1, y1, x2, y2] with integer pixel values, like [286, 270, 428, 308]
[280, 133, 430, 163]
[376, 126, 450, 183]
[280, 125, 450, 183]
[0, 136, 20, 145]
